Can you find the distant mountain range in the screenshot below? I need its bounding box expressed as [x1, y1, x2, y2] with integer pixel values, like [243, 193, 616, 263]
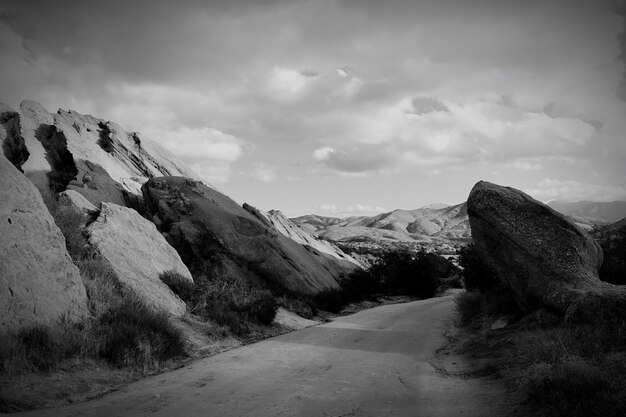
[292, 200, 626, 245]
[292, 203, 471, 244]
[547, 201, 626, 223]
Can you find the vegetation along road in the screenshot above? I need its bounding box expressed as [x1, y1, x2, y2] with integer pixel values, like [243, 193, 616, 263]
[17, 294, 507, 417]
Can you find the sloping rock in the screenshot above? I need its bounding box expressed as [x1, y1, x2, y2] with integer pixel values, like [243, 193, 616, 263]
[0, 154, 88, 331]
[142, 177, 340, 295]
[57, 190, 98, 216]
[0, 100, 201, 207]
[87, 203, 193, 316]
[244, 205, 364, 271]
[467, 181, 625, 319]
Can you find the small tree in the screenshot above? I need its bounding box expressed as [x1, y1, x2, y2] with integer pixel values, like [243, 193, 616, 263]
[458, 243, 497, 292]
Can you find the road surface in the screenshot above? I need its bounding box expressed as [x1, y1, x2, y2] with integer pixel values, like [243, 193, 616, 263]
[16, 294, 507, 417]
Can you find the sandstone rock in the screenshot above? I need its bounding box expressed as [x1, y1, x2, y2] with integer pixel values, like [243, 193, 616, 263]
[142, 177, 340, 295]
[243, 205, 364, 279]
[87, 202, 193, 316]
[467, 181, 626, 319]
[1, 100, 202, 208]
[57, 190, 99, 215]
[0, 154, 88, 331]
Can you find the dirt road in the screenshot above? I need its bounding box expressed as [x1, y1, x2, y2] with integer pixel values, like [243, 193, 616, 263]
[16, 295, 507, 417]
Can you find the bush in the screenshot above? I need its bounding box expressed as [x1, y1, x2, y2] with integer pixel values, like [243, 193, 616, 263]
[313, 289, 346, 313]
[160, 270, 195, 302]
[458, 243, 497, 291]
[454, 291, 484, 327]
[190, 276, 278, 336]
[97, 297, 186, 368]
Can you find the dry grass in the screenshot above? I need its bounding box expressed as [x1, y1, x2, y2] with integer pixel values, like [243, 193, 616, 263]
[455, 290, 626, 417]
[190, 275, 278, 336]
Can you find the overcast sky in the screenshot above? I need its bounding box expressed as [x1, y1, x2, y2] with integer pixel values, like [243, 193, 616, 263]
[2, 0, 625, 217]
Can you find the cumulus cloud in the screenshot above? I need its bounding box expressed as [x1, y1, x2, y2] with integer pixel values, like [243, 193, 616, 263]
[528, 179, 626, 202]
[244, 163, 278, 183]
[314, 203, 386, 217]
[138, 125, 247, 183]
[312, 145, 396, 173]
[408, 96, 449, 115]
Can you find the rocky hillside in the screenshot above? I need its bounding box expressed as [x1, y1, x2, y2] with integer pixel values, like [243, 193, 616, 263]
[0, 99, 347, 330]
[0, 100, 200, 207]
[142, 177, 341, 295]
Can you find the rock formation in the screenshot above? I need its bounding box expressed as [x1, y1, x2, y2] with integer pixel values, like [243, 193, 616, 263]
[243, 205, 365, 274]
[142, 177, 340, 295]
[87, 203, 193, 316]
[0, 154, 88, 331]
[467, 181, 625, 319]
[0, 100, 200, 208]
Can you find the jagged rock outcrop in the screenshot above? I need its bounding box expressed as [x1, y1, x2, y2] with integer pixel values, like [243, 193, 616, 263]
[142, 177, 340, 295]
[467, 181, 626, 319]
[0, 154, 88, 331]
[243, 205, 364, 274]
[87, 203, 193, 316]
[0, 100, 200, 207]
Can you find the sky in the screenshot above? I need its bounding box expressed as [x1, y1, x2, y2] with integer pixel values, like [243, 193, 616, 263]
[1, 0, 626, 217]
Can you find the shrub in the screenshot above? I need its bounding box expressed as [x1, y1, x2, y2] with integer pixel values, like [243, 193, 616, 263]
[313, 289, 346, 313]
[160, 270, 195, 302]
[190, 276, 278, 336]
[454, 291, 484, 327]
[97, 296, 186, 368]
[524, 360, 616, 417]
[458, 243, 497, 291]
[50, 205, 90, 262]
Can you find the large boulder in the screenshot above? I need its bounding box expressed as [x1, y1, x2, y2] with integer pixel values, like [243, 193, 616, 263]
[87, 203, 193, 316]
[142, 177, 340, 295]
[0, 154, 88, 331]
[467, 181, 625, 318]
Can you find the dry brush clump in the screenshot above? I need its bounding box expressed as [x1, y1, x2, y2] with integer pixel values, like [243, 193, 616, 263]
[0, 193, 188, 380]
[454, 244, 626, 417]
[188, 274, 278, 337]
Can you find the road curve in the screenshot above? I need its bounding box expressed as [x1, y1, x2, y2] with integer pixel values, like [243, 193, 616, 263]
[16, 294, 507, 417]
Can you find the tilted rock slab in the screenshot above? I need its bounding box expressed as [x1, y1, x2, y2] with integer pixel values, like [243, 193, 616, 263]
[467, 181, 625, 319]
[0, 154, 88, 331]
[87, 203, 193, 316]
[243, 204, 364, 278]
[0, 100, 201, 207]
[142, 177, 340, 296]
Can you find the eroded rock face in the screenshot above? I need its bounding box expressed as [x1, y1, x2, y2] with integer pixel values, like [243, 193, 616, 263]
[142, 177, 340, 295]
[467, 181, 625, 318]
[243, 205, 364, 277]
[0, 154, 88, 331]
[87, 203, 193, 316]
[1, 100, 201, 207]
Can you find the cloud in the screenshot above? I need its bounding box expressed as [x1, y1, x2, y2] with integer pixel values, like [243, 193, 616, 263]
[314, 203, 386, 217]
[315, 204, 339, 214]
[153, 126, 245, 163]
[527, 178, 626, 202]
[245, 163, 278, 183]
[312, 145, 395, 173]
[408, 96, 449, 115]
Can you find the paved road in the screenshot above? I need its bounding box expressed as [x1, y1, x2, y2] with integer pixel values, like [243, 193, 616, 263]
[17, 295, 507, 417]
